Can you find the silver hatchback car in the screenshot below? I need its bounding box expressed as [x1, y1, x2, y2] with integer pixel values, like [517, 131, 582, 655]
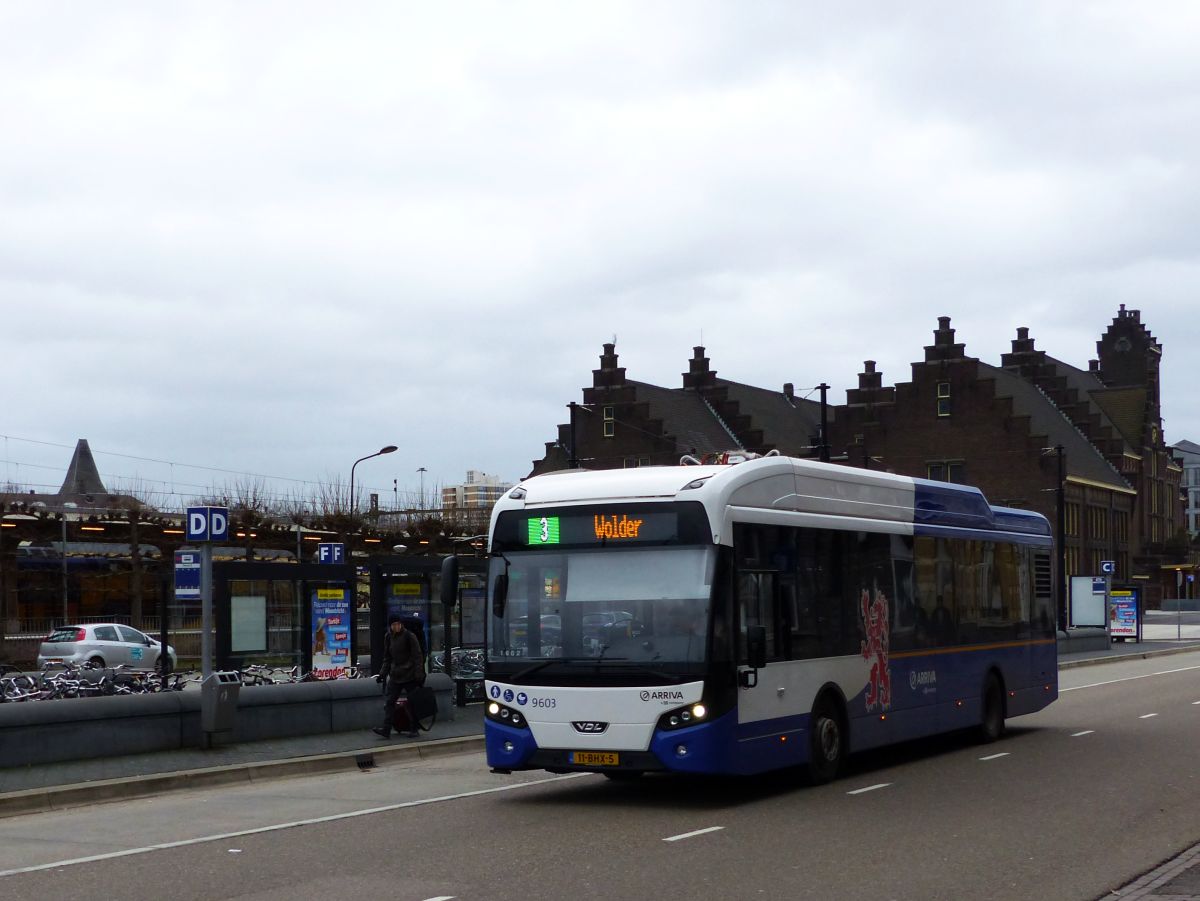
[37, 623, 178, 670]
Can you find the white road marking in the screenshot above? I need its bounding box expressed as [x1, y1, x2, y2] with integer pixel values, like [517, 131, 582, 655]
[1140, 713, 1159, 719]
[1061, 664, 1200, 692]
[663, 826, 724, 843]
[423, 896, 456, 901]
[979, 752, 1010, 761]
[1193, 701, 1200, 706]
[846, 783, 891, 795]
[1071, 730, 1095, 737]
[0, 773, 594, 878]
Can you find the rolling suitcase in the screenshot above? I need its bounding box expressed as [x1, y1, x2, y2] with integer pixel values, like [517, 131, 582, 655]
[407, 685, 438, 731]
[392, 697, 414, 733]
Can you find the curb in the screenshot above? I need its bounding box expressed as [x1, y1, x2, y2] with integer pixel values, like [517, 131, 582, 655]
[1058, 643, 1200, 670]
[0, 734, 485, 820]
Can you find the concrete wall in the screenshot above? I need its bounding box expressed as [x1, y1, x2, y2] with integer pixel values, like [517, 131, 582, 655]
[0, 674, 456, 769]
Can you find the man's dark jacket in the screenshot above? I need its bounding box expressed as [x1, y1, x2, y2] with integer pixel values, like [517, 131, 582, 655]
[382, 628, 425, 684]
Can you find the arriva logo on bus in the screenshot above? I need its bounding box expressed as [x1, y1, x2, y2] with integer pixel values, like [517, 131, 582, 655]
[594, 514, 645, 540]
[640, 690, 685, 703]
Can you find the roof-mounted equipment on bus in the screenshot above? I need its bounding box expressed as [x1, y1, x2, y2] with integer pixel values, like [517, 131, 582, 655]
[681, 449, 781, 466]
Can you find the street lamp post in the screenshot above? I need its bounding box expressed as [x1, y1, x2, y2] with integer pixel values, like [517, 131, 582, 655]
[349, 446, 398, 518]
[1042, 445, 1067, 632]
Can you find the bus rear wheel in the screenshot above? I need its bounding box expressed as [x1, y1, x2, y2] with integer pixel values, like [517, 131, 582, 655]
[978, 673, 1006, 743]
[807, 696, 845, 784]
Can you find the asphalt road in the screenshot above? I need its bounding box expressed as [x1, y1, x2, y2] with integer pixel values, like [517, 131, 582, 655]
[2, 652, 1199, 901]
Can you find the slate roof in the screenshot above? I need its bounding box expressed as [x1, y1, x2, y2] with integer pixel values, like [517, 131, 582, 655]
[627, 380, 733, 455]
[1040, 355, 1138, 451]
[980, 363, 1132, 491]
[58, 439, 108, 496]
[714, 378, 823, 454]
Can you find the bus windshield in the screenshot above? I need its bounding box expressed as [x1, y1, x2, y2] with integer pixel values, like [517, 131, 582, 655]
[488, 546, 716, 667]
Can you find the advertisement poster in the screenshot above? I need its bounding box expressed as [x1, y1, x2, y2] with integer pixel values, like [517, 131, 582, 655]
[311, 587, 352, 679]
[388, 581, 429, 651]
[1110, 590, 1138, 639]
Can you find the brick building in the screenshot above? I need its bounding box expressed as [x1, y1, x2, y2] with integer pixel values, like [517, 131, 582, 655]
[531, 343, 824, 474]
[833, 307, 1186, 606]
[533, 307, 1189, 606]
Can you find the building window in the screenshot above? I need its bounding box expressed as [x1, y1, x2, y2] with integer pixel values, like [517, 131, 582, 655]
[936, 382, 951, 417]
[1065, 503, 1080, 537]
[603, 406, 614, 421]
[603, 421, 615, 438]
[926, 460, 965, 483]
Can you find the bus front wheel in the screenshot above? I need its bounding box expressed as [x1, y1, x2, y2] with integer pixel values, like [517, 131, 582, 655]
[978, 673, 1006, 743]
[807, 696, 845, 784]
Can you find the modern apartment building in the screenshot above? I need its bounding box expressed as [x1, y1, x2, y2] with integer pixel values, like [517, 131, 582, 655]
[441, 470, 513, 516]
[1173, 440, 1200, 537]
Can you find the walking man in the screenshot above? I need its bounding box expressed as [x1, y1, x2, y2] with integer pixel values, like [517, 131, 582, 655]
[373, 615, 425, 738]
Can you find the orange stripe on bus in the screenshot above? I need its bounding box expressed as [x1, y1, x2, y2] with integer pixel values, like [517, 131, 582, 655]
[891, 638, 1057, 659]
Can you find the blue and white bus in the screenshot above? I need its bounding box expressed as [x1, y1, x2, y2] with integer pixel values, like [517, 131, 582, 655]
[475, 456, 1057, 782]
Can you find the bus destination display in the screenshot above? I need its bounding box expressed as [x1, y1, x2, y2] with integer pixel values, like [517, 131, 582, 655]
[524, 510, 678, 546]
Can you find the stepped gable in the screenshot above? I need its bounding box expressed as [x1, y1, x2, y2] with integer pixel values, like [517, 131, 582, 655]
[1001, 327, 1132, 456]
[682, 346, 819, 455]
[57, 439, 108, 497]
[978, 363, 1131, 491]
[712, 377, 822, 455]
[1096, 304, 1162, 390]
[628, 380, 730, 455]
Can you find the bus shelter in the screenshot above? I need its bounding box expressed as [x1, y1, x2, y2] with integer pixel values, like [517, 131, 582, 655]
[212, 560, 357, 675]
[366, 554, 487, 692]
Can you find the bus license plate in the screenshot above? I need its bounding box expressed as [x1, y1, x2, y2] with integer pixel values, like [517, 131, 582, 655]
[571, 751, 619, 767]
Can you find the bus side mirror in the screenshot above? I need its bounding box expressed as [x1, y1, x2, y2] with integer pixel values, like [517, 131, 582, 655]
[440, 555, 459, 607]
[746, 625, 767, 670]
[492, 573, 509, 619]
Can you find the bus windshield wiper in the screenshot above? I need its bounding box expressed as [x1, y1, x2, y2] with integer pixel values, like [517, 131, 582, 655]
[510, 657, 595, 682]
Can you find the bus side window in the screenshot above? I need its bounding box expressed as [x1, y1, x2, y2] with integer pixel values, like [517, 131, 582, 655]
[737, 572, 778, 662]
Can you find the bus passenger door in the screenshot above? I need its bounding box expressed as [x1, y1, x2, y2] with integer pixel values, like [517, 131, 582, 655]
[737, 570, 782, 726]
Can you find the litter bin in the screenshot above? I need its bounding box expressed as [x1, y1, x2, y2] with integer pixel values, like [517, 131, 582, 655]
[201, 671, 241, 735]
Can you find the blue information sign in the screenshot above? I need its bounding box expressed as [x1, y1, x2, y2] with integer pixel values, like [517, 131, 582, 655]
[186, 506, 229, 542]
[174, 551, 200, 600]
[317, 542, 345, 564]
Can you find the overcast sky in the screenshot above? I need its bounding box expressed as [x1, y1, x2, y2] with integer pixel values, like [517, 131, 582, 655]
[3, 1, 1198, 512]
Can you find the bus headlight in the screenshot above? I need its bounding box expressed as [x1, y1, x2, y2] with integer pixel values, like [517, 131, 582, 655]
[657, 702, 709, 732]
[486, 701, 529, 730]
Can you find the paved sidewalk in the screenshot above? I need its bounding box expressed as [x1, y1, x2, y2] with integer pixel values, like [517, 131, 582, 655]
[1109, 842, 1200, 900]
[0, 702, 486, 809]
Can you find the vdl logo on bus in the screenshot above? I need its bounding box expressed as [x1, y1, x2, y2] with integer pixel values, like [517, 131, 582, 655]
[572, 721, 609, 734]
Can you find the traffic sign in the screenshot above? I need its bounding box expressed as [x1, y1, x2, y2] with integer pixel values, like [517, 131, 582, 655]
[317, 542, 345, 564]
[1100, 560, 1116, 575]
[186, 506, 229, 542]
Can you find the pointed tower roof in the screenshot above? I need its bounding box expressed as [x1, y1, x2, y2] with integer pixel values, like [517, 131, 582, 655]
[57, 439, 108, 497]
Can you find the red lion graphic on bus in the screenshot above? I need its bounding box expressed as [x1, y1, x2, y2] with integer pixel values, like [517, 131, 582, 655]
[860, 587, 891, 711]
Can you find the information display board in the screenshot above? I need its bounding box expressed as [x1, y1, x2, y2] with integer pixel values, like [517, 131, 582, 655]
[1070, 575, 1108, 628]
[231, 595, 267, 652]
